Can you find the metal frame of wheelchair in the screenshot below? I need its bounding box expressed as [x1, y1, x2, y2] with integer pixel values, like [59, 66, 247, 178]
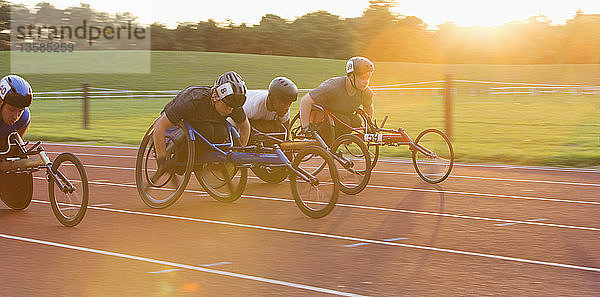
[248, 120, 373, 195]
[290, 105, 454, 184]
[0, 132, 89, 226]
[135, 120, 340, 218]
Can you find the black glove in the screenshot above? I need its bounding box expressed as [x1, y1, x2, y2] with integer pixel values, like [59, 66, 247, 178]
[151, 156, 174, 183]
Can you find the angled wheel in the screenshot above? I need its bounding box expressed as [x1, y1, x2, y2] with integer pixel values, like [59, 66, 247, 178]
[136, 122, 195, 208]
[368, 143, 380, 170]
[331, 134, 371, 195]
[195, 162, 247, 203]
[290, 145, 339, 218]
[251, 166, 288, 184]
[0, 171, 33, 210]
[412, 129, 454, 184]
[49, 153, 88, 227]
[195, 135, 247, 203]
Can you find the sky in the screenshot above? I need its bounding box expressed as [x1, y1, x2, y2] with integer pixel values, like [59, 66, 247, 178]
[9, 0, 600, 28]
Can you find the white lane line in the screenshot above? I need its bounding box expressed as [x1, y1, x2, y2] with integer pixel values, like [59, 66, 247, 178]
[369, 170, 600, 187]
[45, 142, 600, 173]
[52, 152, 600, 187]
[92, 204, 113, 207]
[148, 268, 181, 274]
[201, 262, 232, 267]
[495, 219, 549, 227]
[344, 243, 370, 248]
[383, 238, 408, 242]
[64, 163, 600, 206]
[47, 151, 137, 159]
[0, 233, 365, 297]
[494, 222, 518, 227]
[32, 178, 600, 232]
[24, 202, 600, 273]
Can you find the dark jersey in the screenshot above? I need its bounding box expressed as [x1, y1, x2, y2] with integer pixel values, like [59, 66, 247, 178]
[309, 77, 373, 114]
[163, 86, 246, 129]
[0, 108, 30, 150]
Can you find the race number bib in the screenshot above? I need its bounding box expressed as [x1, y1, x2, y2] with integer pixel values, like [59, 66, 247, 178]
[0, 79, 10, 99]
[363, 133, 382, 142]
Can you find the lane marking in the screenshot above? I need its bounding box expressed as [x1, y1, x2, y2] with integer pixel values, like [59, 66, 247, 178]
[495, 218, 549, 227]
[60, 164, 600, 206]
[51, 152, 600, 187]
[148, 268, 181, 274]
[344, 243, 370, 248]
[44, 143, 600, 173]
[32, 178, 600, 231]
[26, 200, 600, 273]
[383, 238, 408, 242]
[201, 262, 232, 267]
[0, 233, 365, 297]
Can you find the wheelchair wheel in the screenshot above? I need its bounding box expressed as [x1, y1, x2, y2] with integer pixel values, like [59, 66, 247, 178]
[289, 111, 335, 145]
[195, 134, 247, 203]
[412, 129, 454, 184]
[136, 122, 195, 208]
[251, 166, 288, 184]
[368, 143, 380, 170]
[49, 153, 89, 227]
[196, 162, 247, 202]
[289, 145, 339, 218]
[331, 134, 371, 195]
[0, 171, 33, 210]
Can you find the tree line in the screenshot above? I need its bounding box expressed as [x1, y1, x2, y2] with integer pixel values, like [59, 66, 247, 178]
[2, 0, 599, 63]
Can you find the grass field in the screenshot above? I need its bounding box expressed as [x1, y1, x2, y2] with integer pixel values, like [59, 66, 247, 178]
[2, 51, 599, 167]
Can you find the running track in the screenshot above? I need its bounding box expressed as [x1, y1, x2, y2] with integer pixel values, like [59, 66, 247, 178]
[1, 143, 599, 296]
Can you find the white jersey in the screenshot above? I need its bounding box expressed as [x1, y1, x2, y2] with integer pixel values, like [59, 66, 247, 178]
[243, 90, 290, 123]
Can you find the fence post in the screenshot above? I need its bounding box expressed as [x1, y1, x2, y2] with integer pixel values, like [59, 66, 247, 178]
[444, 73, 453, 140]
[83, 83, 89, 129]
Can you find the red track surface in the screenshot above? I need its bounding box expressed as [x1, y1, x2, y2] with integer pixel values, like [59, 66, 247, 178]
[1, 143, 599, 296]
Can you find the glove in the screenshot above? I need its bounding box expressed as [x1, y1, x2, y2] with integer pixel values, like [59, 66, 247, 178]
[150, 156, 174, 183]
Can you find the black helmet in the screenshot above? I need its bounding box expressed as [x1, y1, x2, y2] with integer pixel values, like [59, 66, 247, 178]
[213, 71, 247, 108]
[1, 75, 33, 108]
[268, 77, 298, 102]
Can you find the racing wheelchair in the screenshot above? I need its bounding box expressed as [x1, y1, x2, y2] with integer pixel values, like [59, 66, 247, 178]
[246, 119, 372, 195]
[0, 132, 89, 226]
[135, 120, 340, 218]
[290, 105, 454, 184]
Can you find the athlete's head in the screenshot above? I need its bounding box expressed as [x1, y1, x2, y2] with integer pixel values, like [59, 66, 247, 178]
[212, 71, 247, 116]
[267, 77, 298, 116]
[0, 75, 32, 125]
[346, 57, 374, 91]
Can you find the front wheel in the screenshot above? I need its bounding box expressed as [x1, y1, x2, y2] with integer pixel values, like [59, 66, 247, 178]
[331, 134, 371, 195]
[48, 153, 89, 227]
[290, 145, 339, 218]
[412, 129, 454, 184]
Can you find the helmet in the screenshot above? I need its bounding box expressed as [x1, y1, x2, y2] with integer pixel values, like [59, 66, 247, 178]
[0, 75, 33, 108]
[346, 56, 374, 76]
[268, 77, 298, 103]
[213, 71, 247, 108]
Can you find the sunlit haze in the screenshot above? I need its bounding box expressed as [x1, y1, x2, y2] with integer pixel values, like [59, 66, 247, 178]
[10, 0, 600, 28]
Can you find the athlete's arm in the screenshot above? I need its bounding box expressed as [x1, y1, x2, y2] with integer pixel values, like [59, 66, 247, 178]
[153, 113, 174, 160]
[299, 93, 315, 129]
[363, 102, 374, 119]
[238, 117, 250, 146]
[17, 122, 29, 138]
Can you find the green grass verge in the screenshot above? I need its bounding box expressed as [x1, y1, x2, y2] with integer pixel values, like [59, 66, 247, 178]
[2, 50, 599, 167]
